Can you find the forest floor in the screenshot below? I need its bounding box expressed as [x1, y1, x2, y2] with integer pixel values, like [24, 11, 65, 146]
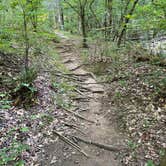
[0, 32, 166, 166]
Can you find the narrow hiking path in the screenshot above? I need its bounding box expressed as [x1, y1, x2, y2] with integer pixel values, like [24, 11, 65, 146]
[40, 34, 126, 166]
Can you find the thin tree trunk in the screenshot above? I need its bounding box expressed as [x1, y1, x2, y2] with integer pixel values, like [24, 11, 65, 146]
[117, 0, 139, 47]
[57, 0, 64, 30]
[80, 7, 88, 48]
[113, 0, 130, 42]
[107, 0, 113, 34]
[23, 10, 29, 72]
[104, 0, 113, 40]
[89, 0, 101, 28]
[64, 0, 88, 47]
[61, 7, 64, 30]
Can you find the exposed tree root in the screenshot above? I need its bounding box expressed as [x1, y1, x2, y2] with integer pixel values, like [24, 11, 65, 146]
[43, 70, 81, 81]
[62, 122, 86, 135]
[64, 72, 96, 80]
[74, 88, 85, 96]
[62, 107, 96, 123]
[69, 64, 84, 71]
[72, 136, 124, 152]
[53, 131, 89, 158]
[72, 96, 92, 101]
[80, 82, 107, 85]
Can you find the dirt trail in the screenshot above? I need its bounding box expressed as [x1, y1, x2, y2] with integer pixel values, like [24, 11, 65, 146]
[42, 35, 125, 166]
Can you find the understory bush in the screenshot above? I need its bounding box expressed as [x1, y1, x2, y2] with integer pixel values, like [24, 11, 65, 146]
[11, 68, 38, 107]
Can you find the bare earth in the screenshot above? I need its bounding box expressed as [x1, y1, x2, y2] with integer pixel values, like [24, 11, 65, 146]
[41, 36, 126, 166]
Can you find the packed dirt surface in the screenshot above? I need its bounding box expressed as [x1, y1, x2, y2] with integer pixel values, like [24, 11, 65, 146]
[39, 35, 126, 166]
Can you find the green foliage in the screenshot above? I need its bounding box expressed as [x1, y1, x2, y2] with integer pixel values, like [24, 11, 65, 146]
[51, 81, 75, 108]
[119, 80, 127, 87]
[145, 160, 155, 166]
[11, 68, 38, 106]
[154, 77, 166, 97]
[20, 127, 29, 132]
[41, 114, 54, 125]
[0, 92, 12, 109]
[135, 0, 166, 33]
[0, 100, 12, 109]
[0, 28, 12, 41]
[150, 55, 166, 67]
[52, 81, 75, 94]
[0, 27, 14, 51]
[37, 31, 61, 43]
[19, 68, 37, 84]
[127, 140, 138, 150]
[0, 141, 29, 166]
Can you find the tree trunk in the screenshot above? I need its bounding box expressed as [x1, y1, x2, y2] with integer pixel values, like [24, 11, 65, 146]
[107, 0, 113, 33]
[89, 0, 101, 28]
[23, 10, 29, 72]
[104, 0, 113, 39]
[114, 0, 130, 41]
[117, 0, 139, 47]
[60, 7, 64, 30]
[80, 7, 88, 48]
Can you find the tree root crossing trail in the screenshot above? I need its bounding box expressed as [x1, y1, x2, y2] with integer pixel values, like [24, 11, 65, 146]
[47, 34, 125, 166]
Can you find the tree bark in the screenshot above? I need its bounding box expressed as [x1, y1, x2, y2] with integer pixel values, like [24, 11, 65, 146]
[89, 0, 101, 28]
[117, 0, 139, 47]
[104, 0, 113, 39]
[23, 10, 29, 72]
[64, 0, 88, 47]
[80, 7, 88, 48]
[113, 0, 130, 41]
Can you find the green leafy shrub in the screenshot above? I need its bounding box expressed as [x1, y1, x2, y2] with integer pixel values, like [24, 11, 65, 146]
[154, 77, 166, 98]
[18, 68, 37, 84]
[150, 55, 166, 67]
[145, 160, 155, 166]
[0, 99, 12, 109]
[11, 68, 38, 107]
[0, 141, 29, 166]
[37, 31, 60, 43]
[0, 92, 12, 109]
[0, 28, 12, 41]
